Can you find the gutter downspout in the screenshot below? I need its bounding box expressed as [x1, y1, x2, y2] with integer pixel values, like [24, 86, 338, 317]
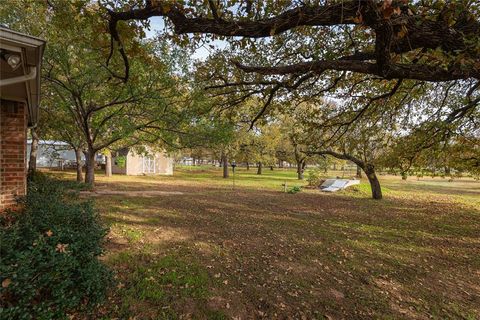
[0, 67, 36, 87]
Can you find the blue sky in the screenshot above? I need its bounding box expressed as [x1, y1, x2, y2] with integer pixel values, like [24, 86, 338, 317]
[145, 17, 227, 60]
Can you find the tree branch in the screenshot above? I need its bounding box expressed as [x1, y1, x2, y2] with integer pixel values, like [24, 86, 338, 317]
[234, 60, 479, 82]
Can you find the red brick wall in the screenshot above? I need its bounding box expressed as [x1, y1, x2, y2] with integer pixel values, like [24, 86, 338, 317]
[0, 100, 27, 210]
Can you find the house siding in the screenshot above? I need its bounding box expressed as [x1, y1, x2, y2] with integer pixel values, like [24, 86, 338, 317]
[155, 152, 173, 175]
[111, 148, 173, 176]
[0, 101, 27, 210]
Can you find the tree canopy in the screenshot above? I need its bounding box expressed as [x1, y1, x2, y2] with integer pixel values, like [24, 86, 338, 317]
[107, 1, 479, 167]
[108, 1, 480, 82]
[1, 0, 478, 196]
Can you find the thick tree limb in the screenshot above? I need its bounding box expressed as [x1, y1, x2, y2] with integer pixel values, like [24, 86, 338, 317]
[234, 60, 479, 82]
[107, 1, 480, 82]
[307, 150, 365, 168]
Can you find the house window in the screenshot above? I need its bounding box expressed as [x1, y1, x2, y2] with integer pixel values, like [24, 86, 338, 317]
[142, 156, 155, 174]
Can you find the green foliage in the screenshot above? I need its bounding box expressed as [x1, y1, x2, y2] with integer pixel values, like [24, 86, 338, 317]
[115, 155, 127, 168]
[306, 168, 322, 187]
[120, 226, 143, 243]
[287, 186, 302, 194]
[0, 174, 111, 319]
[29, 171, 92, 192]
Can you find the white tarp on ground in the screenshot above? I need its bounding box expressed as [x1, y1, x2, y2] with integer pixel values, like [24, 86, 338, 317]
[320, 179, 360, 192]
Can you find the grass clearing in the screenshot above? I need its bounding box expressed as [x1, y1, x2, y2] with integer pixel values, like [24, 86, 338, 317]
[108, 251, 214, 319]
[50, 167, 480, 319]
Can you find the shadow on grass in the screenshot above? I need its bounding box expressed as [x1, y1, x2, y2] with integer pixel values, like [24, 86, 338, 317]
[95, 184, 480, 319]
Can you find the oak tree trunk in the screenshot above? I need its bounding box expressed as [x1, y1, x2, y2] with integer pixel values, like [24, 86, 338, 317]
[297, 160, 305, 180]
[85, 150, 96, 185]
[105, 152, 112, 177]
[364, 165, 382, 200]
[257, 162, 262, 175]
[246, 162, 250, 170]
[27, 128, 39, 179]
[222, 154, 229, 178]
[74, 148, 83, 182]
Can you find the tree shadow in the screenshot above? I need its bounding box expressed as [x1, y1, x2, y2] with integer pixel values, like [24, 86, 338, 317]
[94, 183, 480, 319]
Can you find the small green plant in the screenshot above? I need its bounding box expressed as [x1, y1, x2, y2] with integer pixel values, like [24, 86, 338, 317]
[287, 186, 302, 194]
[306, 168, 322, 186]
[121, 227, 143, 243]
[0, 173, 111, 319]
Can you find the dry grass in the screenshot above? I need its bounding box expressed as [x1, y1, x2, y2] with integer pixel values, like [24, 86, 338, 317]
[52, 167, 480, 319]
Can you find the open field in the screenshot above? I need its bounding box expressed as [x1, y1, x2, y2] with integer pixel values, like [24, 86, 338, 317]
[53, 167, 480, 319]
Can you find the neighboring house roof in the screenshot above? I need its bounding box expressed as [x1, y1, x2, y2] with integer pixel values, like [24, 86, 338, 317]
[0, 26, 46, 126]
[27, 139, 70, 146]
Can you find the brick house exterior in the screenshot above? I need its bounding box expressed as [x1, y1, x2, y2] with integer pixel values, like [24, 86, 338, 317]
[0, 101, 27, 209]
[0, 27, 45, 210]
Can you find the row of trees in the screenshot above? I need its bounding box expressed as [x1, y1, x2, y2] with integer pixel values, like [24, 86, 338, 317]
[1, 1, 228, 185]
[2, 1, 478, 200]
[103, 0, 479, 200]
[181, 96, 478, 199]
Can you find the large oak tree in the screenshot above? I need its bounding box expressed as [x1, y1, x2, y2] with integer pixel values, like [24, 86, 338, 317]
[106, 1, 479, 180]
[107, 1, 479, 83]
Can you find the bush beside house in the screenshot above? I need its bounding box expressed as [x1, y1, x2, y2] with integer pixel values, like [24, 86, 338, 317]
[0, 174, 111, 319]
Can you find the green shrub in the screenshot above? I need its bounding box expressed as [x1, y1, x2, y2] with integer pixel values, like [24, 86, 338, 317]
[29, 170, 91, 192]
[0, 174, 111, 319]
[287, 186, 302, 194]
[306, 168, 322, 187]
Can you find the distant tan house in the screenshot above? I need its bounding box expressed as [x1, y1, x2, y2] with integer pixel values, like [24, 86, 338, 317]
[0, 27, 45, 210]
[112, 147, 173, 176]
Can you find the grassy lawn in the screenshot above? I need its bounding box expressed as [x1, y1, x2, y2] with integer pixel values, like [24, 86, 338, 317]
[54, 166, 480, 319]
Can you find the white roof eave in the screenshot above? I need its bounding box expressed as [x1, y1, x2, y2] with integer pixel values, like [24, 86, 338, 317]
[0, 27, 46, 127]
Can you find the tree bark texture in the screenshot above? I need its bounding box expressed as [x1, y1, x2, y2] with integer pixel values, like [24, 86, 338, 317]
[85, 150, 96, 185]
[105, 152, 112, 177]
[257, 162, 262, 175]
[222, 154, 229, 178]
[27, 128, 39, 179]
[75, 148, 83, 182]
